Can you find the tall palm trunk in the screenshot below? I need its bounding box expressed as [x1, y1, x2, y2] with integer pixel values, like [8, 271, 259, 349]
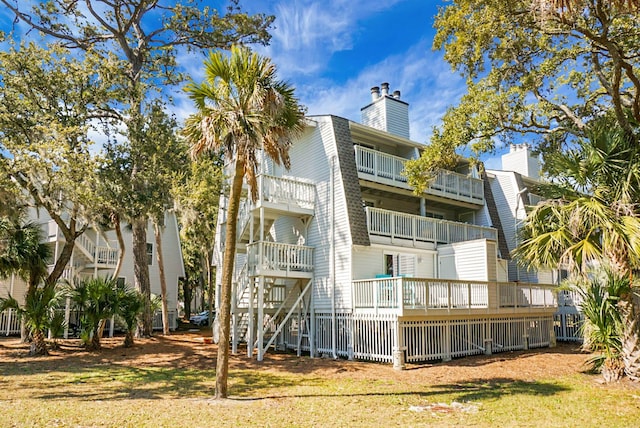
[621, 291, 640, 380]
[154, 222, 170, 335]
[607, 252, 640, 381]
[132, 217, 152, 336]
[215, 155, 245, 399]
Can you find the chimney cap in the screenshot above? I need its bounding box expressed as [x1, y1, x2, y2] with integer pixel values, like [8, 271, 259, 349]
[370, 86, 381, 101]
[380, 82, 390, 95]
[392, 90, 401, 99]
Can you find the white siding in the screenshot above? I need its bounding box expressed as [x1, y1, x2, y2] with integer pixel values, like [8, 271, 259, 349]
[437, 239, 491, 281]
[352, 245, 435, 281]
[107, 212, 184, 313]
[287, 117, 353, 311]
[0, 275, 28, 305]
[360, 96, 410, 139]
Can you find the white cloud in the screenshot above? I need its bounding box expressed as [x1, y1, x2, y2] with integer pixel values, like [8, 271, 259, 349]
[294, 39, 467, 144]
[255, 0, 405, 76]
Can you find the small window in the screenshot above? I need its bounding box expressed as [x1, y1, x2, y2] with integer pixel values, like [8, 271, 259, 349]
[147, 243, 153, 265]
[425, 211, 444, 220]
[116, 277, 125, 287]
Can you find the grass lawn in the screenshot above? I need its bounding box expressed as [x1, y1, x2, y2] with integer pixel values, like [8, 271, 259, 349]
[1, 332, 639, 427]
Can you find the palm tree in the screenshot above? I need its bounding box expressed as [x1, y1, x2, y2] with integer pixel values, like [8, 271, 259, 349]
[514, 117, 640, 380]
[0, 284, 62, 356]
[574, 272, 630, 381]
[1, 219, 53, 353]
[0, 220, 51, 296]
[182, 45, 305, 399]
[116, 283, 144, 348]
[67, 277, 119, 351]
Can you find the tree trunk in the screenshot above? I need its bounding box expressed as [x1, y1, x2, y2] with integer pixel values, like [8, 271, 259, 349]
[112, 214, 126, 279]
[29, 328, 48, 356]
[89, 327, 102, 351]
[154, 221, 170, 335]
[183, 275, 192, 320]
[132, 217, 152, 336]
[621, 290, 640, 381]
[207, 255, 214, 328]
[124, 330, 134, 348]
[215, 156, 245, 399]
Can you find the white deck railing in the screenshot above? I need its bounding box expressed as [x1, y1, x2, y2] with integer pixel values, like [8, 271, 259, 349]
[237, 174, 316, 239]
[96, 246, 118, 266]
[352, 277, 556, 313]
[366, 207, 497, 244]
[259, 174, 315, 209]
[247, 241, 314, 275]
[0, 309, 21, 336]
[354, 146, 484, 203]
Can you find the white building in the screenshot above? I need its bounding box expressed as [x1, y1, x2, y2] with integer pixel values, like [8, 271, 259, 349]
[215, 83, 558, 366]
[488, 146, 581, 342]
[0, 209, 185, 335]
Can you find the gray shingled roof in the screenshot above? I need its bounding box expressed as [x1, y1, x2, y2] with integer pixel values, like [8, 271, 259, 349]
[330, 116, 371, 246]
[482, 172, 511, 260]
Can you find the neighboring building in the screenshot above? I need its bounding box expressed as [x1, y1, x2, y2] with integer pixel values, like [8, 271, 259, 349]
[0, 209, 185, 335]
[214, 83, 558, 366]
[488, 146, 582, 342]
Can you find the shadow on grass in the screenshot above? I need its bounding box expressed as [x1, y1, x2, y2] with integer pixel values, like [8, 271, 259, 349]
[0, 335, 318, 401]
[230, 377, 570, 402]
[0, 335, 575, 403]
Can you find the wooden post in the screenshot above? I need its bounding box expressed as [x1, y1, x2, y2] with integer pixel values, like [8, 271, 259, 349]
[310, 294, 316, 358]
[247, 280, 254, 358]
[257, 276, 265, 361]
[443, 320, 452, 362]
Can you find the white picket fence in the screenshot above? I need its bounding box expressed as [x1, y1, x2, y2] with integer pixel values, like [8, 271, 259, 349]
[0, 309, 177, 337]
[0, 309, 21, 336]
[279, 311, 554, 364]
[554, 312, 584, 342]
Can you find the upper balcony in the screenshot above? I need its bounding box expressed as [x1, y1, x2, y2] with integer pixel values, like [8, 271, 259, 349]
[366, 207, 497, 248]
[354, 146, 484, 206]
[352, 276, 557, 317]
[43, 220, 118, 270]
[237, 175, 315, 234]
[247, 241, 314, 279]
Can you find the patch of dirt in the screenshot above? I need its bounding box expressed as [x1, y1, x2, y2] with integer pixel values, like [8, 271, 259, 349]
[0, 331, 633, 388]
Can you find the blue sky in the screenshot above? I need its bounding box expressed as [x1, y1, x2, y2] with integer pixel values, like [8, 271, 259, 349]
[176, 1, 471, 150]
[0, 1, 503, 168]
[247, 1, 458, 143]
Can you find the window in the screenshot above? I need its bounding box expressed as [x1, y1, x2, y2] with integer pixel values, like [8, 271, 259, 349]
[385, 253, 416, 277]
[147, 243, 153, 265]
[425, 211, 445, 220]
[116, 277, 125, 287]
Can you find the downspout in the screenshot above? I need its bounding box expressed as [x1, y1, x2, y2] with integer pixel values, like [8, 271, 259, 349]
[330, 155, 338, 359]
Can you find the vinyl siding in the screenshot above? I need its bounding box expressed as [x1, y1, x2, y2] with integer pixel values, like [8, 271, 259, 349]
[437, 240, 492, 281]
[0, 275, 28, 305]
[287, 117, 354, 311]
[352, 246, 435, 281]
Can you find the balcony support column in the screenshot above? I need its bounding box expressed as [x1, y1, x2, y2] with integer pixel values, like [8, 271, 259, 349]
[257, 276, 265, 361]
[247, 280, 255, 358]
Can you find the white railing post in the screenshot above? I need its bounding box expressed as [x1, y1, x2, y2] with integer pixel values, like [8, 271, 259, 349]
[397, 277, 404, 312]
